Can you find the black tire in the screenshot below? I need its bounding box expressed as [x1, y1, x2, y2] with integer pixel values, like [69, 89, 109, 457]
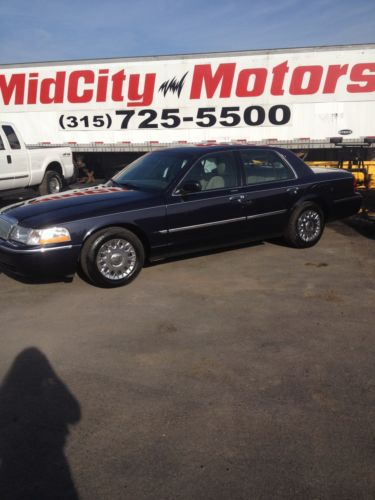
[80, 227, 145, 288]
[284, 202, 324, 248]
[39, 170, 63, 195]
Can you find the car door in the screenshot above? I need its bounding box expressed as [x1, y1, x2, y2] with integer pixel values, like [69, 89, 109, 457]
[236, 149, 303, 238]
[0, 129, 15, 190]
[165, 151, 248, 253]
[1, 125, 30, 188]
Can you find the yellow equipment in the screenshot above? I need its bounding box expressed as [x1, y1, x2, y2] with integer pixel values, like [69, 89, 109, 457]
[306, 161, 375, 190]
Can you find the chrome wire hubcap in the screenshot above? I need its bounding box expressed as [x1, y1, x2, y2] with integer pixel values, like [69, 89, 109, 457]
[96, 238, 136, 280]
[297, 210, 321, 242]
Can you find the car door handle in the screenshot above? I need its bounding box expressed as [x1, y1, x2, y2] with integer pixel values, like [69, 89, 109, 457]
[7, 155, 12, 164]
[286, 187, 299, 195]
[229, 195, 253, 205]
[239, 196, 253, 205]
[229, 195, 244, 202]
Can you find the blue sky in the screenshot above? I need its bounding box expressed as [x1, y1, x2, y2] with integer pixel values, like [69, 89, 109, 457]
[0, 0, 374, 63]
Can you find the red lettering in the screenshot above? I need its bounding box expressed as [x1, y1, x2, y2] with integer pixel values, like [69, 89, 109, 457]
[271, 61, 289, 96]
[40, 71, 66, 104]
[127, 73, 156, 107]
[27, 73, 38, 104]
[347, 63, 375, 93]
[290, 65, 323, 95]
[0, 73, 25, 105]
[67, 70, 94, 103]
[236, 68, 267, 97]
[96, 69, 109, 102]
[111, 70, 126, 101]
[190, 63, 236, 99]
[323, 64, 348, 93]
[2, 60, 374, 108]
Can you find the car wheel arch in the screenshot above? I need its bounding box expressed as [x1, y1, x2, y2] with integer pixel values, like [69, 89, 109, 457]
[284, 200, 325, 248]
[290, 195, 329, 220]
[46, 161, 63, 176]
[81, 223, 150, 258]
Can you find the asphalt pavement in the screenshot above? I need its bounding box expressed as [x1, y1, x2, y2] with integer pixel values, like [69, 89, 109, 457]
[0, 218, 374, 499]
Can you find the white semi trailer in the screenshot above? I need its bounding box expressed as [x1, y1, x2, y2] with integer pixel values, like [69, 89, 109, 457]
[0, 44, 374, 163]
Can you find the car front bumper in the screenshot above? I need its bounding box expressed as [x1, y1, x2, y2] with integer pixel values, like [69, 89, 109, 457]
[0, 240, 81, 279]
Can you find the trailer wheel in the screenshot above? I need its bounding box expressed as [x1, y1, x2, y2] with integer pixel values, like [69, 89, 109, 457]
[284, 202, 324, 248]
[80, 227, 145, 288]
[39, 171, 63, 195]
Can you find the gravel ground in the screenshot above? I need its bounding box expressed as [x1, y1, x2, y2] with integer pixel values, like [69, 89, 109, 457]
[0, 213, 374, 499]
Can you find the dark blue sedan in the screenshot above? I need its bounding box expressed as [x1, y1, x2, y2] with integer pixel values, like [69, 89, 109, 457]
[0, 146, 362, 287]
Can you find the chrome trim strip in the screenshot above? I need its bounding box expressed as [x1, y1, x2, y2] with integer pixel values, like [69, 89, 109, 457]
[247, 209, 287, 219]
[333, 195, 361, 204]
[170, 192, 241, 205]
[165, 216, 247, 234]
[0, 244, 74, 254]
[162, 209, 288, 234]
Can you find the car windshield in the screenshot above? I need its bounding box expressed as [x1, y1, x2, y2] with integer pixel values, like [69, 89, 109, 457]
[109, 151, 195, 192]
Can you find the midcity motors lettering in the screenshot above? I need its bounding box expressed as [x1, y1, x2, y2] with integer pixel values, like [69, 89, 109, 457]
[1, 61, 374, 107]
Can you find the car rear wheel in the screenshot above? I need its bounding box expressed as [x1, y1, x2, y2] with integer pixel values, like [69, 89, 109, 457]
[284, 202, 324, 248]
[80, 227, 145, 287]
[39, 170, 63, 195]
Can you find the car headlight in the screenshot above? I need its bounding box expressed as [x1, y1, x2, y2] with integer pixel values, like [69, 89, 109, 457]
[10, 225, 71, 246]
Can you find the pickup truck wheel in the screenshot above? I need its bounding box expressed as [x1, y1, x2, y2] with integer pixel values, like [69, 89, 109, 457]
[284, 202, 324, 248]
[39, 171, 63, 195]
[80, 227, 145, 288]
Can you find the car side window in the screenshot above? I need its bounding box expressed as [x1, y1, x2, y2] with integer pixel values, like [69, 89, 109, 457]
[2, 125, 21, 150]
[0, 134, 4, 150]
[183, 152, 240, 191]
[239, 150, 295, 185]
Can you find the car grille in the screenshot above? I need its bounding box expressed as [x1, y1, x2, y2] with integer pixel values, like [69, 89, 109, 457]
[0, 215, 17, 241]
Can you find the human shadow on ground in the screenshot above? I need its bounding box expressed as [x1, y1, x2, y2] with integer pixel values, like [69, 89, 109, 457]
[0, 348, 81, 500]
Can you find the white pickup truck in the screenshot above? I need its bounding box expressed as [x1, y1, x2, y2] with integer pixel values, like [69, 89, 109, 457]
[0, 123, 74, 196]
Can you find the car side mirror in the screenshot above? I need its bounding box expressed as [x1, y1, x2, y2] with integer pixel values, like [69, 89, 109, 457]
[176, 181, 202, 195]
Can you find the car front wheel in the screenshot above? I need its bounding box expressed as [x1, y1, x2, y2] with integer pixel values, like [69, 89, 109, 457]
[284, 202, 324, 248]
[80, 227, 145, 287]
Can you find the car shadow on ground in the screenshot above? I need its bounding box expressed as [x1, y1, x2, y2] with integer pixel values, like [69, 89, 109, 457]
[270, 215, 375, 247]
[144, 240, 264, 268]
[0, 270, 74, 286]
[330, 215, 375, 240]
[1, 241, 264, 287]
[0, 348, 81, 499]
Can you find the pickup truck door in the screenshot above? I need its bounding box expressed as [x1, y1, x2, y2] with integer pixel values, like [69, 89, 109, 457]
[1, 125, 30, 188]
[0, 129, 15, 190]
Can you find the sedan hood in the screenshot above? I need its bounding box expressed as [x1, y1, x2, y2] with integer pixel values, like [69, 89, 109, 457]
[0, 185, 159, 227]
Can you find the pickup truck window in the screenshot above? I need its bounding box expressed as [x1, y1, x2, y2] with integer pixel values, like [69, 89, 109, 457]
[2, 125, 21, 150]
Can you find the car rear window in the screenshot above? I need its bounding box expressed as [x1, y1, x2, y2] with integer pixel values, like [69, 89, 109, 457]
[239, 149, 295, 185]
